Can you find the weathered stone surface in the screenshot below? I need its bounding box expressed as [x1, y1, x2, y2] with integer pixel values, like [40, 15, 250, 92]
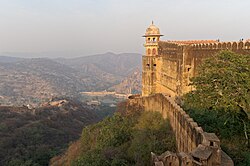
[128, 93, 233, 166]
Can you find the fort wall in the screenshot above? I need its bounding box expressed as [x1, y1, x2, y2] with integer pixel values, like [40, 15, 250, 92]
[192, 41, 250, 50]
[154, 41, 250, 97]
[128, 94, 233, 166]
[157, 42, 184, 96]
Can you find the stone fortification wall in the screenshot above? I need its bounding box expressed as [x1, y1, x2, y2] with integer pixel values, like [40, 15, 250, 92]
[184, 41, 250, 94]
[156, 42, 184, 97]
[155, 41, 250, 97]
[128, 94, 233, 166]
[192, 41, 250, 51]
[188, 41, 250, 74]
[158, 42, 181, 57]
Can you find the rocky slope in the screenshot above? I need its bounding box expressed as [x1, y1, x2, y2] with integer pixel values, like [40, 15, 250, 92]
[56, 52, 142, 77]
[109, 67, 142, 94]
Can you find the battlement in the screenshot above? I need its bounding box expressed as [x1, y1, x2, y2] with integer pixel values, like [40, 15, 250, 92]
[166, 40, 218, 46]
[192, 41, 250, 50]
[128, 94, 233, 166]
[159, 40, 250, 50]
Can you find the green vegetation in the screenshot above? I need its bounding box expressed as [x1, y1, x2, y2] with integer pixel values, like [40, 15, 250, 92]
[68, 109, 176, 166]
[183, 51, 250, 165]
[0, 100, 115, 166]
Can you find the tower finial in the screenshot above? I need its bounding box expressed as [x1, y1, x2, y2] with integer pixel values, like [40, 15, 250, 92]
[152, 20, 154, 25]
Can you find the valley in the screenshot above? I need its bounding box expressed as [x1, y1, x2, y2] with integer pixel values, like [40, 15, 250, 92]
[0, 98, 116, 166]
[0, 52, 142, 107]
[0, 52, 142, 166]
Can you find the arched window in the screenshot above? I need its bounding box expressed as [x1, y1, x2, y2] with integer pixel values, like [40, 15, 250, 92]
[152, 48, 156, 55]
[147, 48, 151, 55]
[147, 38, 150, 43]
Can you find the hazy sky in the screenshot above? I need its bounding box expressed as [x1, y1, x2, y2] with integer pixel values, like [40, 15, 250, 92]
[0, 0, 250, 57]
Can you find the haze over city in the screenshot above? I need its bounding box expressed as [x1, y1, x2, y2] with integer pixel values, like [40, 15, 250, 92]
[0, 0, 250, 58]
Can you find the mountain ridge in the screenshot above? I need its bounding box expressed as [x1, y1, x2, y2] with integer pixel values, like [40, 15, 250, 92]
[0, 52, 142, 106]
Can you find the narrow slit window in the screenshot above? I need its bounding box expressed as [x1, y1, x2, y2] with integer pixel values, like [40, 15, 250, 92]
[210, 141, 214, 146]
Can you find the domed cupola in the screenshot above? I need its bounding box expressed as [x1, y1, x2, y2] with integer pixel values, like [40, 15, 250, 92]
[143, 21, 163, 57]
[143, 21, 163, 37]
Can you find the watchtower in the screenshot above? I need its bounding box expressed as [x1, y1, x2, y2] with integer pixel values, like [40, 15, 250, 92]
[142, 22, 163, 96]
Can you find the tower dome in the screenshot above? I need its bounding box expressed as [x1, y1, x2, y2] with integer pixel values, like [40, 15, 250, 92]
[143, 21, 163, 37]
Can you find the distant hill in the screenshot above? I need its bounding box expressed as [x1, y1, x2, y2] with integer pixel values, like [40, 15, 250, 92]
[0, 58, 88, 106]
[56, 52, 142, 77]
[109, 67, 142, 94]
[0, 52, 142, 106]
[0, 52, 143, 166]
[0, 55, 24, 63]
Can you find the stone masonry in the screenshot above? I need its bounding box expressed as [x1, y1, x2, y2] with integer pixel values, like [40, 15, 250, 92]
[128, 94, 233, 166]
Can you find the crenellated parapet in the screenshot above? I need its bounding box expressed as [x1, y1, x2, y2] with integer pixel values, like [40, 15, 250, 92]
[158, 40, 250, 55]
[191, 41, 250, 50]
[128, 94, 233, 166]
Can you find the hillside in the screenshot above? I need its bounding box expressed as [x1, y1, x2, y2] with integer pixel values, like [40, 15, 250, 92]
[0, 99, 113, 166]
[0, 53, 142, 106]
[0, 56, 24, 63]
[0, 59, 87, 106]
[56, 52, 142, 77]
[50, 102, 176, 166]
[0, 53, 141, 166]
[108, 67, 142, 94]
[56, 52, 142, 94]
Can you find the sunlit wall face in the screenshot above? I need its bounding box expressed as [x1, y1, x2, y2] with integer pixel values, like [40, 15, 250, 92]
[0, 0, 249, 58]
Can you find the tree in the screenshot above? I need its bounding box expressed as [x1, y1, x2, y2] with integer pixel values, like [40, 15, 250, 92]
[183, 51, 250, 144]
[71, 110, 176, 166]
